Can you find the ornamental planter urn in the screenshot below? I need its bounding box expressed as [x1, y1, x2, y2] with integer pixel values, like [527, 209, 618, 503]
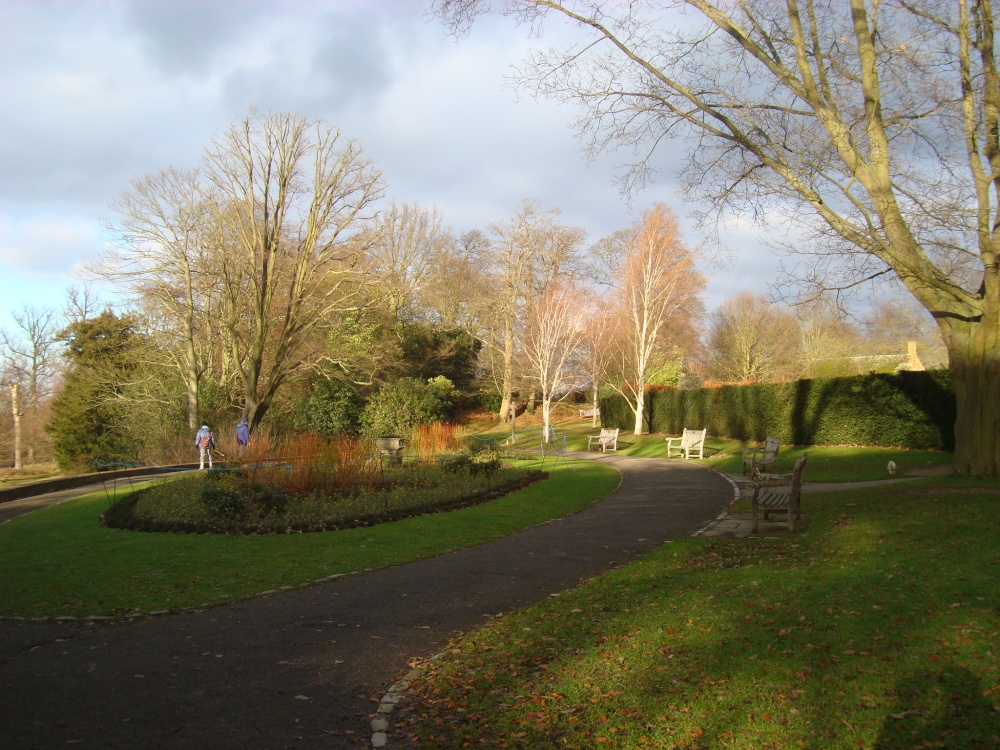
[374, 436, 406, 465]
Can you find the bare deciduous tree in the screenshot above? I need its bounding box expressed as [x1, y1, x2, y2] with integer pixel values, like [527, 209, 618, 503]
[203, 111, 384, 430]
[367, 202, 454, 322]
[422, 229, 490, 329]
[481, 201, 585, 421]
[435, 0, 1000, 474]
[795, 293, 863, 377]
[1, 306, 59, 467]
[707, 293, 801, 383]
[0, 373, 25, 470]
[580, 305, 615, 427]
[97, 167, 214, 429]
[63, 284, 101, 325]
[520, 281, 588, 440]
[608, 204, 705, 435]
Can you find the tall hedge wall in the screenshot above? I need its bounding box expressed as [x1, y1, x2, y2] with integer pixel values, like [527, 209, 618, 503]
[600, 371, 955, 450]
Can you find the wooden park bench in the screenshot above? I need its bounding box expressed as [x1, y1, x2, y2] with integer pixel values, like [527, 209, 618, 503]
[587, 427, 619, 452]
[742, 435, 781, 477]
[665, 428, 707, 459]
[579, 407, 600, 418]
[750, 453, 807, 533]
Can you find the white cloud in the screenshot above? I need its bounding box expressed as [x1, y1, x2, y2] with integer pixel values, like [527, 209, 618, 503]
[0, 0, 789, 331]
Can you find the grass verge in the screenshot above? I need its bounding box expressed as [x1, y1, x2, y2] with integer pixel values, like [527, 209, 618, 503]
[0, 463, 63, 487]
[0, 458, 618, 620]
[494, 420, 953, 483]
[396, 476, 1000, 749]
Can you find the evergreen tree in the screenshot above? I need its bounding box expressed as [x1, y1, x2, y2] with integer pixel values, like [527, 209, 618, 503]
[46, 311, 141, 471]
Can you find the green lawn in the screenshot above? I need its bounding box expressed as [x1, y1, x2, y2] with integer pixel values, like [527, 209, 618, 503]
[498, 419, 953, 483]
[0, 458, 619, 620]
[397, 475, 1000, 749]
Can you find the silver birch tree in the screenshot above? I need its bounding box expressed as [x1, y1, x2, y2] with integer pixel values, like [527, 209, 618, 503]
[520, 281, 589, 441]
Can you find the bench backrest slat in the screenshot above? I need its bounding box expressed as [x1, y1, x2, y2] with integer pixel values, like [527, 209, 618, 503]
[763, 436, 781, 460]
[682, 428, 706, 448]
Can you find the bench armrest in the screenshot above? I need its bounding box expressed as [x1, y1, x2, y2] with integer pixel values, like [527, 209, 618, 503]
[748, 472, 793, 488]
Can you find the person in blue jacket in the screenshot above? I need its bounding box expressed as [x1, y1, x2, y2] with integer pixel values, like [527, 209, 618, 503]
[236, 421, 250, 457]
[194, 424, 215, 469]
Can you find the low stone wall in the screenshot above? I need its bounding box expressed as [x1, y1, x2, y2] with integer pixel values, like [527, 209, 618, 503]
[0, 465, 198, 504]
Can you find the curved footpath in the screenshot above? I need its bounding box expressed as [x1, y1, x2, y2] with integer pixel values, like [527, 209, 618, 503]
[0, 455, 732, 749]
[0, 467, 198, 526]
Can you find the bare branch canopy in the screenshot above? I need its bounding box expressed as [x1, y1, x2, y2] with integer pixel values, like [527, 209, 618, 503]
[434, 0, 1000, 474]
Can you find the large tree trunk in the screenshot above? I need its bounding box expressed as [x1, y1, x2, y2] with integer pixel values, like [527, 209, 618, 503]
[541, 398, 552, 443]
[499, 392, 512, 423]
[499, 325, 515, 422]
[8, 382, 22, 470]
[632, 383, 645, 436]
[183, 272, 201, 430]
[186, 358, 199, 430]
[242, 372, 271, 433]
[949, 315, 1000, 476]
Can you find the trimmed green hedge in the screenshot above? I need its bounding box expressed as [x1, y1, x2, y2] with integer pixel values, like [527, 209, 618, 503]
[600, 370, 955, 449]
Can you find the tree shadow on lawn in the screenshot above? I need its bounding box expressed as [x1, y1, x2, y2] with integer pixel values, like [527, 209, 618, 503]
[873, 665, 999, 749]
[397, 489, 999, 749]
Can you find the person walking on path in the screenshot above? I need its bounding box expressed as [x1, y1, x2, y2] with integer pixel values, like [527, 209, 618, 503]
[236, 420, 250, 457]
[195, 424, 215, 469]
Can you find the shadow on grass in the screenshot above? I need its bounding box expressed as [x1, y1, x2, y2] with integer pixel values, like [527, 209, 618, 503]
[874, 665, 999, 749]
[398, 482, 1000, 749]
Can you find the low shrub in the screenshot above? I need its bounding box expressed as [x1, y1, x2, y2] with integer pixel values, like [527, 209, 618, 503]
[410, 422, 466, 461]
[360, 378, 455, 438]
[229, 432, 380, 495]
[438, 448, 502, 477]
[103, 460, 545, 535]
[291, 377, 364, 436]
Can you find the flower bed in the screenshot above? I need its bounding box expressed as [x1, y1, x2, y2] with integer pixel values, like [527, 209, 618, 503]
[102, 457, 545, 535]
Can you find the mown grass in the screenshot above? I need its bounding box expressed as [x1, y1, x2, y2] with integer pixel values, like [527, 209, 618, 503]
[702, 444, 952, 483]
[0, 458, 618, 620]
[397, 476, 1000, 750]
[497, 419, 953, 483]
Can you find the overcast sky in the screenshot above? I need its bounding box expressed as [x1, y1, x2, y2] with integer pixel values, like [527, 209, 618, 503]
[0, 0, 776, 333]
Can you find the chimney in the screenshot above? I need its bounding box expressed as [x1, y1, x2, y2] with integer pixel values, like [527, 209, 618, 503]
[906, 341, 924, 371]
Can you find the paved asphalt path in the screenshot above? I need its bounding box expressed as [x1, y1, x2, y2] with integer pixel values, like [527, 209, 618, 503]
[0, 471, 200, 526]
[0, 455, 731, 749]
